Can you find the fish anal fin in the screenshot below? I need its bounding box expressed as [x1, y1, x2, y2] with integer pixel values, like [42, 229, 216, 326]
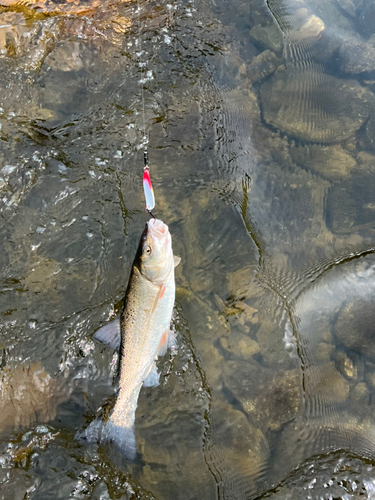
[93, 319, 121, 350]
[143, 362, 160, 387]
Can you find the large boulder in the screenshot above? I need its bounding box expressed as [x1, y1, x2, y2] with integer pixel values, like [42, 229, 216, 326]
[334, 299, 375, 359]
[339, 35, 375, 74]
[260, 70, 375, 143]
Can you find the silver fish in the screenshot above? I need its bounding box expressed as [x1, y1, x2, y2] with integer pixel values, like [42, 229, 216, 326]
[87, 218, 180, 460]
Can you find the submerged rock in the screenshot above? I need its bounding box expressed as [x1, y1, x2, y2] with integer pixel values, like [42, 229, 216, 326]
[335, 350, 358, 380]
[136, 311, 215, 500]
[260, 70, 375, 143]
[247, 49, 280, 82]
[43, 41, 84, 72]
[268, 442, 375, 499]
[335, 299, 375, 359]
[339, 35, 375, 74]
[222, 360, 300, 432]
[207, 400, 270, 496]
[304, 361, 350, 405]
[326, 173, 375, 233]
[0, 0, 122, 15]
[249, 23, 283, 53]
[291, 11, 325, 42]
[337, 0, 365, 18]
[289, 144, 356, 180]
[358, 2, 375, 36]
[350, 381, 369, 401]
[219, 331, 260, 360]
[0, 362, 67, 432]
[363, 113, 375, 153]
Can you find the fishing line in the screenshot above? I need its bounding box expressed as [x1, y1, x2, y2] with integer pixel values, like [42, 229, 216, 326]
[136, 0, 156, 216]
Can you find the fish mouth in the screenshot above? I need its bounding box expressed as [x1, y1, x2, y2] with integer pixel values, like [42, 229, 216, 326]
[148, 218, 169, 236]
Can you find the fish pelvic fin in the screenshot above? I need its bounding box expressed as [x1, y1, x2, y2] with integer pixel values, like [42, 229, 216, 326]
[157, 329, 168, 356]
[150, 284, 166, 314]
[102, 419, 137, 461]
[156, 327, 177, 358]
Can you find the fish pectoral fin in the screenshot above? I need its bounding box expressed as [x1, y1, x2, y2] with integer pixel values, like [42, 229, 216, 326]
[157, 330, 168, 357]
[143, 362, 160, 387]
[151, 284, 166, 314]
[174, 255, 181, 267]
[93, 319, 121, 350]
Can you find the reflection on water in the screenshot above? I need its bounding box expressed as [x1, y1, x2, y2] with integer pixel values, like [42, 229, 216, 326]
[1, 0, 375, 497]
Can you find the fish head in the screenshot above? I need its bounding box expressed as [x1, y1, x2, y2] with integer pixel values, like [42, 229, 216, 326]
[137, 218, 174, 283]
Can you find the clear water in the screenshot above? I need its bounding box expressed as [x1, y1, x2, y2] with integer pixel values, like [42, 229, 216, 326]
[1, 0, 375, 498]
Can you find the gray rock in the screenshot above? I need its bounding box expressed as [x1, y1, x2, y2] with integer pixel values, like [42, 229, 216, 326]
[269, 427, 375, 499]
[0, 469, 41, 500]
[335, 299, 375, 358]
[219, 331, 260, 360]
[366, 369, 375, 389]
[44, 42, 84, 72]
[223, 360, 300, 432]
[289, 144, 356, 180]
[326, 173, 375, 233]
[335, 350, 358, 380]
[303, 361, 350, 404]
[363, 113, 375, 153]
[247, 49, 280, 82]
[339, 35, 375, 74]
[260, 70, 375, 143]
[350, 381, 369, 401]
[208, 400, 270, 494]
[359, 2, 375, 36]
[250, 23, 284, 53]
[0, 362, 70, 432]
[136, 311, 215, 500]
[337, 0, 365, 18]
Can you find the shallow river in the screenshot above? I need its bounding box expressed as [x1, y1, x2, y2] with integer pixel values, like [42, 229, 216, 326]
[1, 0, 375, 498]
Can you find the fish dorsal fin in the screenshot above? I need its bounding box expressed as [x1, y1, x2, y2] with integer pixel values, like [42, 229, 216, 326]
[174, 256, 181, 267]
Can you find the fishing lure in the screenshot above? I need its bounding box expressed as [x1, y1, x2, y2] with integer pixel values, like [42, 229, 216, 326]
[143, 151, 155, 213]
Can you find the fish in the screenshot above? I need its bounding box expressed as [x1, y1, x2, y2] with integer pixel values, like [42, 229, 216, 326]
[84, 218, 180, 460]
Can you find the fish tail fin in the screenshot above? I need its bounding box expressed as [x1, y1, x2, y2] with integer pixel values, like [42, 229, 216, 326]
[102, 419, 137, 461]
[76, 418, 137, 462]
[76, 418, 104, 443]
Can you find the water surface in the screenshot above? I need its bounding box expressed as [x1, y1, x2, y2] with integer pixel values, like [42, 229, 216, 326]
[1, 0, 375, 498]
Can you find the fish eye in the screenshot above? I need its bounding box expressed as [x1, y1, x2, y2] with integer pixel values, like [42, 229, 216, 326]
[143, 245, 151, 255]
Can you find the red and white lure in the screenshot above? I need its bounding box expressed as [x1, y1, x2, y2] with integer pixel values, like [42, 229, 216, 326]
[142, 151, 155, 213]
[143, 166, 155, 212]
